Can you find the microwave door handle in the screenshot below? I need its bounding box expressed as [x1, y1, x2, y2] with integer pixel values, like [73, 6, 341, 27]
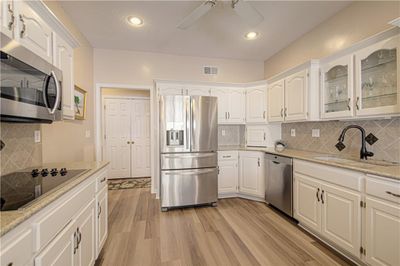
[49, 71, 61, 114]
[42, 76, 50, 110]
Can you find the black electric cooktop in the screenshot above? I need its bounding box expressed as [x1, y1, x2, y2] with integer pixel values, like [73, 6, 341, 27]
[0, 168, 88, 211]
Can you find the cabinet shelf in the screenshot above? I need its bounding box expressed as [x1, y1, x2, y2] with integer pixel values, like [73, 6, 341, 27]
[325, 73, 348, 83]
[362, 58, 396, 72]
[325, 99, 348, 105]
[362, 92, 397, 101]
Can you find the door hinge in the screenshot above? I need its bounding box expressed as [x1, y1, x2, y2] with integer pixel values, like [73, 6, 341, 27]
[360, 246, 366, 255]
[360, 200, 366, 208]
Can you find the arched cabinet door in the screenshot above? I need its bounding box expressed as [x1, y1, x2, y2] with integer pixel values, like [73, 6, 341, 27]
[320, 55, 354, 119]
[354, 35, 400, 117]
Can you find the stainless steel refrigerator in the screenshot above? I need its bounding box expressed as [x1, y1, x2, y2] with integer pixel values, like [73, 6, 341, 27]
[159, 95, 218, 210]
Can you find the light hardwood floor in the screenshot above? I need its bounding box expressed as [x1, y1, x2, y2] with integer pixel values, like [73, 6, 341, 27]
[95, 188, 353, 266]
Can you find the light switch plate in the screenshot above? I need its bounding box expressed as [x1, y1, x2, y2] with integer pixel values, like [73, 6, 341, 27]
[312, 129, 320, 138]
[34, 130, 41, 143]
[85, 130, 91, 138]
[291, 129, 296, 137]
[221, 130, 226, 136]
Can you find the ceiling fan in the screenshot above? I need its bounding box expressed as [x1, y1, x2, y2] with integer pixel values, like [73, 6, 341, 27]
[177, 0, 264, 30]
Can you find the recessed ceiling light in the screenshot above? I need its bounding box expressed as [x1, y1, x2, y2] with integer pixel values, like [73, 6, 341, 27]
[245, 31, 259, 40]
[127, 16, 144, 27]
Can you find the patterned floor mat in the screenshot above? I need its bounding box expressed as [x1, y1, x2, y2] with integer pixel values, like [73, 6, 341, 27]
[108, 177, 151, 190]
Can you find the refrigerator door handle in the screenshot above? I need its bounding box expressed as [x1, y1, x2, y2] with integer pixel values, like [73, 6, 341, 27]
[185, 97, 191, 151]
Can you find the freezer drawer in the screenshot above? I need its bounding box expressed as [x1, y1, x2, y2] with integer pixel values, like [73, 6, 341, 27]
[161, 152, 217, 170]
[160, 168, 218, 208]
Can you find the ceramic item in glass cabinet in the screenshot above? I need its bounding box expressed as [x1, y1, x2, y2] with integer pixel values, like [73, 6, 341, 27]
[360, 49, 397, 109]
[324, 65, 350, 113]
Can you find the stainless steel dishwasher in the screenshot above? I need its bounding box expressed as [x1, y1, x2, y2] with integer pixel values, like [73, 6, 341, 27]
[265, 153, 293, 217]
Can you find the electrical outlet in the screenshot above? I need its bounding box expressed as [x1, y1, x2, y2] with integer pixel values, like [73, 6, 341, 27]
[291, 129, 296, 137]
[221, 130, 226, 136]
[34, 130, 41, 143]
[85, 130, 91, 138]
[312, 129, 320, 138]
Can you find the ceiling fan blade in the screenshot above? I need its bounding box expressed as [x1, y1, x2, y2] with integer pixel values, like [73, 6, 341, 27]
[232, 0, 263, 26]
[177, 0, 216, 30]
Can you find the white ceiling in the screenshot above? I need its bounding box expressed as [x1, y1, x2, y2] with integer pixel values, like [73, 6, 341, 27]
[60, 1, 350, 61]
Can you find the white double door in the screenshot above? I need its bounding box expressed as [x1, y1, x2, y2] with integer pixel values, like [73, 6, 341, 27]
[104, 98, 150, 179]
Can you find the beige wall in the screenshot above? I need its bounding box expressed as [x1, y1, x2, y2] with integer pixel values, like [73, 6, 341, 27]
[94, 49, 264, 85]
[264, 1, 400, 79]
[102, 88, 150, 97]
[41, 1, 95, 163]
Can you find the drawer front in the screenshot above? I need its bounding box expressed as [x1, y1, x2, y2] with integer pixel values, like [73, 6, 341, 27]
[366, 175, 400, 204]
[294, 159, 363, 192]
[218, 151, 238, 161]
[95, 168, 108, 192]
[161, 152, 217, 170]
[34, 179, 95, 251]
[161, 168, 218, 207]
[0, 229, 33, 266]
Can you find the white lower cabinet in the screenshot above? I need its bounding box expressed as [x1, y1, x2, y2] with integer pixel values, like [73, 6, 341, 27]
[35, 199, 95, 266]
[0, 167, 109, 266]
[217, 151, 238, 197]
[365, 175, 400, 266]
[96, 186, 108, 257]
[365, 197, 400, 266]
[294, 160, 362, 259]
[239, 151, 264, 198]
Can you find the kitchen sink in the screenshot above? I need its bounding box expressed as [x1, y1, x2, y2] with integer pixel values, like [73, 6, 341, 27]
[313, 156, 399, 167]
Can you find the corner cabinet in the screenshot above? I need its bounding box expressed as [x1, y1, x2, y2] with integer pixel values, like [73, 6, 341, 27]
[245, 84, 267, 123]
[239, 151, 265, 198]
[320, 55, 354, 119]
[267, 60, 319, 123]
[53, 34, 75, 119]
[354, 35, 400, 117]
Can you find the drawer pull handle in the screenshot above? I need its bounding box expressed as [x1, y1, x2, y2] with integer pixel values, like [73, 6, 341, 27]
[7, 263, 13, 266]
[386, 191, 400, 198]
[100, 177, 106, 183]
[222, 155, 231, 158]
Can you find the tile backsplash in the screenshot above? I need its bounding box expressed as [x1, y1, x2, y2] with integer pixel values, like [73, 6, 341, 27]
[0, 123, 42, 175]
[282, 118, 400, 163]
[218, 125, 245, 146]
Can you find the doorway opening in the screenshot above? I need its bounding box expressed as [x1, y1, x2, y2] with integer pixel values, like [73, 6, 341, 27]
[96, 86, 152, 181]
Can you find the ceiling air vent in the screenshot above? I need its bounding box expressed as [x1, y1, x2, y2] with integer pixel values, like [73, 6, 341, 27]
[204, 66, 218, 75]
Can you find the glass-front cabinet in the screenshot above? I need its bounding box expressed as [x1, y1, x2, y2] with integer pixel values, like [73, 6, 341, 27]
[320, 55, 354, 119]
[355, 35, 400, 116]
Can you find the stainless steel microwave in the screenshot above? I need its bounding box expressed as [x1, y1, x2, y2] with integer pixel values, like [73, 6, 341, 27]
[0, 33, 62, 123]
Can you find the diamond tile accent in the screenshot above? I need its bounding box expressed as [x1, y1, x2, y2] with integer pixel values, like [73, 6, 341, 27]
[0, 123, 42, 175]
[282, 118, 400, 163]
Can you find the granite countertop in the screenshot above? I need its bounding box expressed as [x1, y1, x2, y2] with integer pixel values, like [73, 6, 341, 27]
[218, 146, 400, 180]
[0, 161, 109, 237]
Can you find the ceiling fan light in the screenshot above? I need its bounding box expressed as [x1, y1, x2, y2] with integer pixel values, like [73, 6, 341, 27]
[245, 31, 258, 40]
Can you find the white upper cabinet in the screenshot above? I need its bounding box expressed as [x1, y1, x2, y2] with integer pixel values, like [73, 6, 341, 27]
[246, 125, 268, 147]
[284, 69, 308, 121]
[320, 55, 354, 119]
[246, 84, 267, 123]
[0, 0, 15, 38]
[267, 79, 285, 122]
[267, 61, 319, 123]
[158, 83, 185, 95]
[186, 85, 211, 96]
[15, 1, 53, 63]
[355, 35, 400, 117]
[211, 87, 245, 124]
[53, 34, 74, 119]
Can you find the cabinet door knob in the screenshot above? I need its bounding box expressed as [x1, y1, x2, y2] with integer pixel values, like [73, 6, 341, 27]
[356, 97, 360, 110]
[321, 190, 325, 204]
[347, 98, 351, 111]
[316, 188, 320, 202]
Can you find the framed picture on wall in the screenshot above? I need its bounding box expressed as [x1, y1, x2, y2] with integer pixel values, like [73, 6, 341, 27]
[74, 86, 87, 120]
